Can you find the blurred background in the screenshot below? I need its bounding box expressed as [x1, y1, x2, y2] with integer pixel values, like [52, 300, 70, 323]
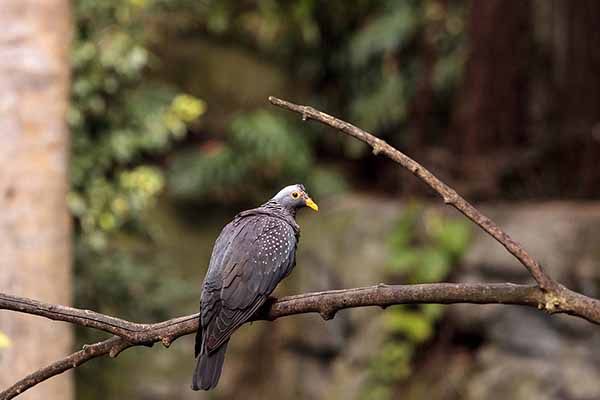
[1, 0, 600, 399]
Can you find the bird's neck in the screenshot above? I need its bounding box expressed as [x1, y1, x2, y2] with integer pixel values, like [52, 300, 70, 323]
[261, 200, 296, 219]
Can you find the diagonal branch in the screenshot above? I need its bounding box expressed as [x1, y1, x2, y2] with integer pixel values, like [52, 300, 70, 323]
[0, 337, 123, 400]
[268, 95, 600, 322]
[268, 96, 555, 289]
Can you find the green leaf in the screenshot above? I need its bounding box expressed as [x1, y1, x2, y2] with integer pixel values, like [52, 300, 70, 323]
[349, 2, 420, 67]
[384, 309, 433, 343]
[420, 303, 444, 320]
[386, 249, 421, 274]
[411, 247, 451, 283]
[428, 215, 471, 257]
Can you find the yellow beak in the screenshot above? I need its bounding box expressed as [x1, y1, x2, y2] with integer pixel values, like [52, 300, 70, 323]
[305, 197, 319, 212]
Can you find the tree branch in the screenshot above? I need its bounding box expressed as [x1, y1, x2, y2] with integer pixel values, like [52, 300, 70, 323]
[1, 279, 599, 399]
[0, 282, 551, 400]
[2, 96, 600, 398]
[268, 96, 600, 322]
[269, 96, 556, 291]
[0, 337, 123, 400]
[0, 293, 197, 344]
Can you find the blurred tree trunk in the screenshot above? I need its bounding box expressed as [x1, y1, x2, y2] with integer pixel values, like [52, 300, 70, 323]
[0, 1, 73, 400]
[546, 0, 600, 196]
[453, 0, 600, 198]
[451, 0, 532, 197]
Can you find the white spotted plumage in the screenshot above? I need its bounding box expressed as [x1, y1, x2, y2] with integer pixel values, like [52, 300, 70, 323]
[194, 185, 314, 391]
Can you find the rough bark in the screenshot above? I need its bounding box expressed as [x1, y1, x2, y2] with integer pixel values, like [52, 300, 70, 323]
[0, 1, 72, 400]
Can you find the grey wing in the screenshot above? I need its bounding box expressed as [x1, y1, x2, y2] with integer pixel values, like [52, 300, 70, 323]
[203, 215, 297, 353]
[195, 220, 234, 357]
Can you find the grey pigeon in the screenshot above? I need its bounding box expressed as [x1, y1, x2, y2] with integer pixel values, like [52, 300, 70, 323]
[192, 184, 318, 390]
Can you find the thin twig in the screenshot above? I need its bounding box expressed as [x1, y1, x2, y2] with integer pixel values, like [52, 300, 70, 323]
[0, 337, 123, 400]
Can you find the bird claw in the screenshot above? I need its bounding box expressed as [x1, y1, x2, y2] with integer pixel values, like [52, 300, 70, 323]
[266, 296, 278, 304]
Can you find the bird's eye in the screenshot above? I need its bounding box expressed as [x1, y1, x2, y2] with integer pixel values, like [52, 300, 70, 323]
[291, 191, 300, 199]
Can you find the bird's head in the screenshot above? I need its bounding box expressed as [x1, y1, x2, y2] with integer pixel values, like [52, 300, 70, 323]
[272, 184, 318, 213]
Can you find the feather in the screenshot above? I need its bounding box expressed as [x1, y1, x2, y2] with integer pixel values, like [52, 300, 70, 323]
[192, 205, 300, 390]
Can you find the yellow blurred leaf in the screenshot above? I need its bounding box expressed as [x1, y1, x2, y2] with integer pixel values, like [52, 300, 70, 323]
[0, 331, 11, 349]
[129, 0, 146, 8]
[170, 94, 206, 123]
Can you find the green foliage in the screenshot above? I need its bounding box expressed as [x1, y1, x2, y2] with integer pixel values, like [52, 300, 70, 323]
[70, 0, 202, 352]
[168, 110, 345, 203]
[70, 2, 205, 395]
[70, 0, 205, 249]
[386, 204, 470, 281]
[364, 342, 414, 400]
[172, 0, 465, 173]
[305, 167, 351, 198]
[347, 0, 465, 138]
[349, 1, 420, 67]
[350, 75, 408, 135]
[75, 242, 196, 320]
[168, 110, 306, 203]
[362, 204, 471, 399]
[124, 0, 465, 202]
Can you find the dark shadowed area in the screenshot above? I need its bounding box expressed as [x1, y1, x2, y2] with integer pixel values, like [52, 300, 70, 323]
[1, 1, 599, 400]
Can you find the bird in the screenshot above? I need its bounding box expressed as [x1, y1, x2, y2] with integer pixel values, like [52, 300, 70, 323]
[192, 184, 319, 391]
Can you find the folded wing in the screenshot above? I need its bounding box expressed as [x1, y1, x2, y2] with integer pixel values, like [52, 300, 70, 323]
[200, 214, 298, 354]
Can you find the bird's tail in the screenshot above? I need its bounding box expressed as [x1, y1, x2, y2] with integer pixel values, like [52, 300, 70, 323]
[191, 340, 229, 391]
